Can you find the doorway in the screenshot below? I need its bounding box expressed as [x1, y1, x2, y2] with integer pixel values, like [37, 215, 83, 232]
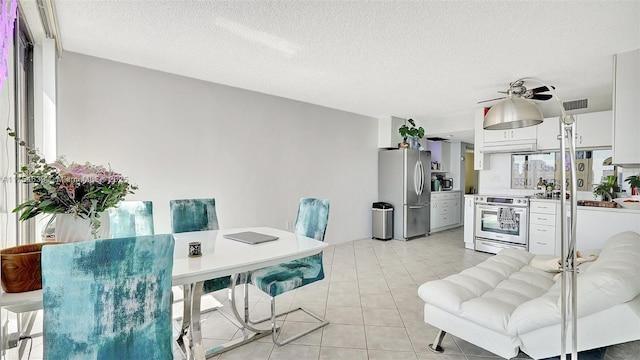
[465, 146, 478, 194]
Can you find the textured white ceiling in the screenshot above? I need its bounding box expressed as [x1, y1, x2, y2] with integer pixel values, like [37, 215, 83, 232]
[20, 1, 640, 142]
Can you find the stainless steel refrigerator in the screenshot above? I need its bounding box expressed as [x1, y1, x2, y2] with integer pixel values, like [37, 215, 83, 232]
[378, 149, 431, 240]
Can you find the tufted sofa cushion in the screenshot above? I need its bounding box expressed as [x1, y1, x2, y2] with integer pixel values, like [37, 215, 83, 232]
[418, 249, 557, 335]
[419, 231, 640, 359]
[509, 231, 640, 335]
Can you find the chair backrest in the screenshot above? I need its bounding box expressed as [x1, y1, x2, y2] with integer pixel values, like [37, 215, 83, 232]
[294, 198, 330, 241]
[108, 201, 155, 238]
[41, 234, 174, 360]
[170, 198, 219, 233]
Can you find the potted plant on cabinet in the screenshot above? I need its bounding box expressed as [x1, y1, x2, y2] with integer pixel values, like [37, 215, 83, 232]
[398, 118, 425, 149]
[625, 174, 640, 195]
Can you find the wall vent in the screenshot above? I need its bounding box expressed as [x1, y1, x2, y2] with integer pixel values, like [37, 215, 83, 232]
[563, 98, 589, 112]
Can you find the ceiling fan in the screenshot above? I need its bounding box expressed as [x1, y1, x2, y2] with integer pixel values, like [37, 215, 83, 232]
[478, 80, 555, 104]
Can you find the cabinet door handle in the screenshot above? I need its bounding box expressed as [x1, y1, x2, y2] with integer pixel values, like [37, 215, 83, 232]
[536, 241, 546, 245]
[537, 229, 547, 232]
[537, 217, 548, 221]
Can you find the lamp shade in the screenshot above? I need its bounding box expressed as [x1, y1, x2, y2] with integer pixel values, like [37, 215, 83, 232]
[483, 97, 544, 130]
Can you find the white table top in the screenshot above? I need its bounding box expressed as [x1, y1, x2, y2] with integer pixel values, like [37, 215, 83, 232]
[1, 227, 328, 313]
[171, 227, 328, 286]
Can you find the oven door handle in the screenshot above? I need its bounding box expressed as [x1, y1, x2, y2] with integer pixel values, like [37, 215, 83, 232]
[476, 205, 527, 212]
[476, 205, 499, 211]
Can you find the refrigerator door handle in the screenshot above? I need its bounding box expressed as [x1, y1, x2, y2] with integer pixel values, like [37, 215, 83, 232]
[414, 161, 421, 196]
[408, 205, 423, 209]
[418, 160, 424, 195]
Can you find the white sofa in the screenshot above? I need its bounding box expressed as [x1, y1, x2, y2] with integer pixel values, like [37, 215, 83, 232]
[417, 231, 640, 359]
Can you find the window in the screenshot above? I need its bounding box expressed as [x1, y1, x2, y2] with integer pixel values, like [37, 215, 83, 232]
[511, 149, 615, 192]
[9, 11, 35, 245]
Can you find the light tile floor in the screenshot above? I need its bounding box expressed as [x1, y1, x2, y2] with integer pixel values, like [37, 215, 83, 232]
[3, 227, 639, 360]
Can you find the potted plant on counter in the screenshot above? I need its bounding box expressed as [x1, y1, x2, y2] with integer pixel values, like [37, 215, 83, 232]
[398, 118, 425, 149]
[625, 174, 640, 196]
[593, 175, 618, 202]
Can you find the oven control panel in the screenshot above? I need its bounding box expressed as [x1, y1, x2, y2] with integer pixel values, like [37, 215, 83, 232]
[475, 196, 529, 207]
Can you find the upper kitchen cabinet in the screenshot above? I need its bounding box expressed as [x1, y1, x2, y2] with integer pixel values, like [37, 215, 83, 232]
[612, 49, 640, 166]
[536, 115, 561, 150]
[474, 107, 537, 170]
[378, 116, 405, 148]
[483, 125, 537, 146]
[536, 111, 612, 151]
[574, 111, 612, 148]
[474, 108, 487, 170]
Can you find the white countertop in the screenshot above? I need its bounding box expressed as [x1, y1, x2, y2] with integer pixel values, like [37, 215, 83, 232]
[528, 198, 562, 203]
[577, 205, 640, 214]
[529, 198, 640, 214]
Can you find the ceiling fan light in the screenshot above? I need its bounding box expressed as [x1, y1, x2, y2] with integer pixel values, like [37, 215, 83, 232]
[483, 97, 544, 130]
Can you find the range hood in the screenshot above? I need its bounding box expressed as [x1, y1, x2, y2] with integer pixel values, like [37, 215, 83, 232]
[480, 141, 537, 154]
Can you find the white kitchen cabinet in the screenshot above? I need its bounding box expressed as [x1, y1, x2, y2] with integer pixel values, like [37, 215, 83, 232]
[528, 202, 640, 255]
[474, 108, 487, 170]
[430, 191, 461, 233]
[463, 195, 475, 249]
[613, 49, 640, 166]
[474, 107, 537, 162]
[451, 197, 461, 224]
[537, 111, 612, 151]
[528, 200, 560, 256]
[574, 111, 612, 149]
[536, 115, 562, 151]
[483, 126, 537, 144]
[576, 206, 640, 251]
[378, 116, 405, 148]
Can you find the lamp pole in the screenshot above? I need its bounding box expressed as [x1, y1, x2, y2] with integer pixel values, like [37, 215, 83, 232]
[513, 77, 578, 360]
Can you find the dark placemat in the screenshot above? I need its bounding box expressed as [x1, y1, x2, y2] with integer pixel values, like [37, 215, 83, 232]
[541, 347, 606, 360]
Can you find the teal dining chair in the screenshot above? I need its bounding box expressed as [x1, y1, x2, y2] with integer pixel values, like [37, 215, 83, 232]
[169, 198, 234, 344]
[170, 198, 219, 233]
[249, 197, 330, 345]
[108, 200, 154, 238]
[41, 234, 174, 360]
[169, 198, 231, 293]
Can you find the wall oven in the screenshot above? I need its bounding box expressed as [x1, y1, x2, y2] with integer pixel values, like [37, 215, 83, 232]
[475, 196, 529, 254]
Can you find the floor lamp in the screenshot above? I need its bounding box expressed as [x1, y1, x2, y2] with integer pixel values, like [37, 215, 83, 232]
[483, 77, 578, 360]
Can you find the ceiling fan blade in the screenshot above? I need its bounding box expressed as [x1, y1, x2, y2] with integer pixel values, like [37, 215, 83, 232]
[477, 96, 506, 104]
[530, 85, 555, 94]
[531, 94, 553, 101]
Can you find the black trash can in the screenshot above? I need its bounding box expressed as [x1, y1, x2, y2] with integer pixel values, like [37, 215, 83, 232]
[372, 202, 393, 240]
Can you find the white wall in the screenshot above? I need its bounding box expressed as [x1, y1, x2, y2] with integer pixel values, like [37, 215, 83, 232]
[56, 52, 378, 244]
[478, 153, 513, 195]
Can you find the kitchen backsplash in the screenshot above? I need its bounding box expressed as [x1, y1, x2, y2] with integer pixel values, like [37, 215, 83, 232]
[478, 153, 640, 199]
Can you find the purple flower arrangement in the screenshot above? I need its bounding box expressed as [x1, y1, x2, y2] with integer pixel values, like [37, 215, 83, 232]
[7, 128, 137, 233]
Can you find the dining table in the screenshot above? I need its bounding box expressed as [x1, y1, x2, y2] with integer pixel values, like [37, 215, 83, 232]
[0, 227, 328, 360]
